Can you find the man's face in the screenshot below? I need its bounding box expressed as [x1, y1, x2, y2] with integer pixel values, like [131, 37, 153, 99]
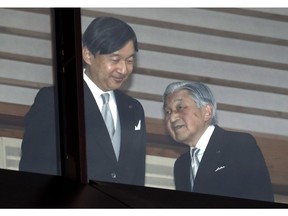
[164, 89, 211, 147]
[83, 40, 135, 91]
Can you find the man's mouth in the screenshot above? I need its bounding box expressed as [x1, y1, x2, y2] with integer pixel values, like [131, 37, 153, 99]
[173, 124, 184, 131]
[112, 75, 125, 83]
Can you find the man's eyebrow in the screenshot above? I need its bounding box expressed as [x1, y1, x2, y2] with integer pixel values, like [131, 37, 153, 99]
[126, 53, 136, 59]
[108, 53, 135, 59]
[163, 98, 182, 108]
[173, 98, 183, 103]
[108, 53, 120, 57]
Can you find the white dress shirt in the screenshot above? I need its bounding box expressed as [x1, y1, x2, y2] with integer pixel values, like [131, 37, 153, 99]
[190, 125, 215, 163]
[83, 71, 118, 130]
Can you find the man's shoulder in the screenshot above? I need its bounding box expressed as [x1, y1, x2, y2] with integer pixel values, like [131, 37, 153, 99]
[175, 150, 190, 163]
[37, 85, 55, 95]
[215, 125, 254, 139]
[214, 125, 257, 149]
[34, 86, 55, 102]
[114, 90, 142, 105]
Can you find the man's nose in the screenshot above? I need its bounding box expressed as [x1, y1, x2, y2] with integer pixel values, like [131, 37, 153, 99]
[169, 110, 179, 122]
[117, 60, 128, 74]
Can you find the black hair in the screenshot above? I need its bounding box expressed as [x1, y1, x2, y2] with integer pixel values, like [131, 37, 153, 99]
[82, 16, 138, 55]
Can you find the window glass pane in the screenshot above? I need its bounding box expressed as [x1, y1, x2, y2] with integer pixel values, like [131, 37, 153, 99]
[2, 8, 288, 205]
[0, 9, 60, 174]
[80, 8, 288, 204]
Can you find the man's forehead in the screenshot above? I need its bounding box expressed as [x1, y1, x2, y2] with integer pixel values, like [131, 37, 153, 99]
[170, 89, 190, 98]
[164, 95, 183, 108]
[164, 90, 194, 107]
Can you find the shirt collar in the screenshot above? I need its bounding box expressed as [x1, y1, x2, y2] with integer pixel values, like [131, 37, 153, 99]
[191, 125, 215, 152]
[83, 70, 113, 100]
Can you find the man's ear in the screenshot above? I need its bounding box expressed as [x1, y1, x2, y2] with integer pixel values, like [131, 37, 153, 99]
[204, 104, 213, 121]
[82, 47, 92, 65]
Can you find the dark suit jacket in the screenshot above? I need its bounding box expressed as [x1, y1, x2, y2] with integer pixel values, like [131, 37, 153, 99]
[174, 125, 274, 202]
[19, 83, 147, 186]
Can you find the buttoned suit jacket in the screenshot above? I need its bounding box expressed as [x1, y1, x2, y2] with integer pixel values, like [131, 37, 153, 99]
[19, 83, 147, 186]
[174, 125, 274, 202]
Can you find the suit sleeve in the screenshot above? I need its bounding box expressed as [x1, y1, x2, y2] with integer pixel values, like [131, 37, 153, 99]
[234, 133, 274, 202]
[174, 152, 191, 192]
[132, 100, 147, 186]
[19, 87, 59, 175]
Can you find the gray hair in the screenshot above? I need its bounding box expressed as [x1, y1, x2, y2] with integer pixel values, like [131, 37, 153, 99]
[163, 81, 218, 125]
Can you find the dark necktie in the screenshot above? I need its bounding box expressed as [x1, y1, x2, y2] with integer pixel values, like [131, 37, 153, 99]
[190, 148, 200, 191]
[101, 93, 115, 139]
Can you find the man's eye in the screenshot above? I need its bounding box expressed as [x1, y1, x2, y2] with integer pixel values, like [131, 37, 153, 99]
[177, 105, 186, 111]
[165, 110, 171, 115]
[126, 58, 134, 64]
[111, 58, 120, 62]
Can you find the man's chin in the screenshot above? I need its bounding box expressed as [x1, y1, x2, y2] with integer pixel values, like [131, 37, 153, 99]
[111, 80, 126, 89]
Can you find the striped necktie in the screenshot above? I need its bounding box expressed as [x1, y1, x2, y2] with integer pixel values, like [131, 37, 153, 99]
[190, 148, 200, 191]
[101, 93, 115, 139]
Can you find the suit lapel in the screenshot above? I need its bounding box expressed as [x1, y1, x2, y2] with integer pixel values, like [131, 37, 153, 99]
[195, 126, 225, 185]
[84, 83, 117, 162]
[114, 90, 134, 164]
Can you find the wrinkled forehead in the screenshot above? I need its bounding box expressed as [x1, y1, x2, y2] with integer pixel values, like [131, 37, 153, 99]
[164, 89, 192, 108]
